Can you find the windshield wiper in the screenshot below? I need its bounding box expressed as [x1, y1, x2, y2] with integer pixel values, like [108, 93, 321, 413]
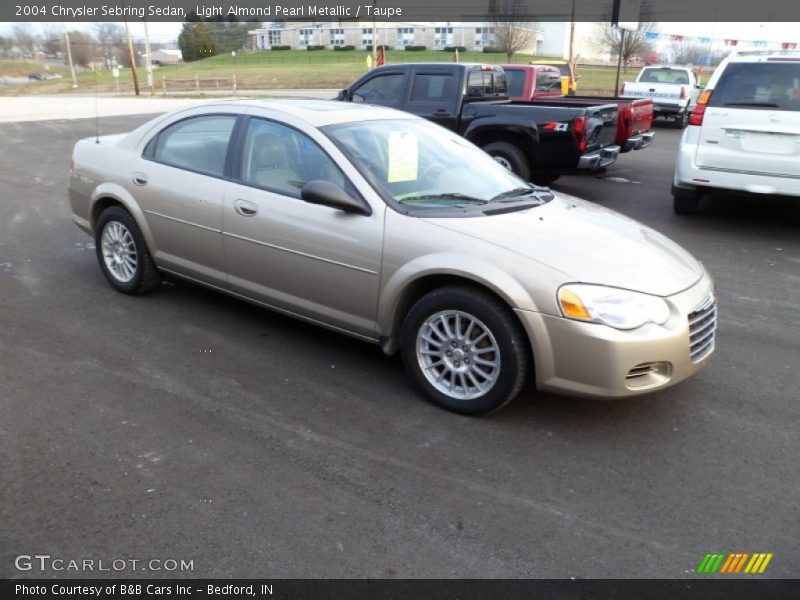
[398, 193, 488, 205]
[723, 102, 780, 108]
[490, 187, 552, 202]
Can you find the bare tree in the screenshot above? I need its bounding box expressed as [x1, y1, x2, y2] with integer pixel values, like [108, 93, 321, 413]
[489, 0, 537, 62]
[93, 23, 126, 68]
[66, 30, 98, 68]
[11, 24, 39, 57]
[669, 41, 723, 67]
[595, 22, 654, 69]
[40, 25, 64, 57]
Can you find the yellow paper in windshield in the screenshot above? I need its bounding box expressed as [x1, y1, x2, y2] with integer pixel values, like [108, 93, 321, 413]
[387, 131, 419, 183]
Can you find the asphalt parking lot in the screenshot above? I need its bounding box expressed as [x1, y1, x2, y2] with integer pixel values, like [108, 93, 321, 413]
[1, 114, 798, 579]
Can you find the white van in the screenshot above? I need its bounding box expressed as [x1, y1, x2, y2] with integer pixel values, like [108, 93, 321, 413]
[672, 50, 800, 214]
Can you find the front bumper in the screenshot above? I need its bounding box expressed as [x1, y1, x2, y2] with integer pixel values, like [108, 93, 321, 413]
[623, 131, 655, 152]
[577, 145, 621, 171]
[514, 274, 715, 399]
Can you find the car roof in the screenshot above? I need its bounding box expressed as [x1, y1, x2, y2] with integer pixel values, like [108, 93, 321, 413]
[725, 50, 800, 63]
[197, 98, 420, 127]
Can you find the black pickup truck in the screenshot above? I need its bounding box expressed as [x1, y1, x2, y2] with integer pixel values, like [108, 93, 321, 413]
[336, 63, 621, 184]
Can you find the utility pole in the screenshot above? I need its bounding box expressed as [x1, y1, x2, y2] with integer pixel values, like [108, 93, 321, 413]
[372, 1, 377, 69]
[63, 24, 78, 89]
[568, 0, 576, 68]
[124, 19, 140, 96]
[142, 18, 154, 95]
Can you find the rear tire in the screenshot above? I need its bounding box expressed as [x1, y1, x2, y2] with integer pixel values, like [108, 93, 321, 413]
[673, 193, 701, 215]
[674, 112, 688, 129]
[95, 206, 162, 294]
[400, 286, 530, 416]
[483, 142, 531, 181]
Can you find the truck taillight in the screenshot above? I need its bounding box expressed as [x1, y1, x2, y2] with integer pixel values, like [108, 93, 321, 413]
[572, 116, 587, 152]
[688, 89, 712, 126]
[680, 86, 687, 99]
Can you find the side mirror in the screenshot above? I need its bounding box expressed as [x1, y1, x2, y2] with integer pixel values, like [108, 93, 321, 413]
[337, 89, 350, 101]
[300, 180, 371, 216]
[696, 84, 705, 90]
[351, 93, 366, 104]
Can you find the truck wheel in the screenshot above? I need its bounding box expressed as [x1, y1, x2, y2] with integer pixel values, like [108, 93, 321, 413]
[532, 173, 561, 186]
[674, 113, 688, 129]
[483, 142, 531, 181]
[95, 205, 162, 294]
[400, 286, 530, 416]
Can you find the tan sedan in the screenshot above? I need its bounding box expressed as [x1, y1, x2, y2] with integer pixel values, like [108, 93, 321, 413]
[68, 100, 716, 415]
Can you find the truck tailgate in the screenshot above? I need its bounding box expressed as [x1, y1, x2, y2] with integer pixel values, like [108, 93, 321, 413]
[623, 82, 685, 102]
[628, 99, 654, 135]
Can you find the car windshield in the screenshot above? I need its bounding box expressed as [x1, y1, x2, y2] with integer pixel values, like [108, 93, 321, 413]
[323, 119, 550, 210]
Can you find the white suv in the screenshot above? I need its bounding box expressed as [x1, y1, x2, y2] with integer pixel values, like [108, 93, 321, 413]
[672, 50, 800, 214]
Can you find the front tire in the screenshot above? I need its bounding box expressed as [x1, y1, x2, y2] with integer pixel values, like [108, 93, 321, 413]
[400, 286, 530, 415]
[95, 206, 162, 294]
[483, 142, 531, 181]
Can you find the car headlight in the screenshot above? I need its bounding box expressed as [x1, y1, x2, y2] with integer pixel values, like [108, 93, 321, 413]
[558, 284, 670, 330]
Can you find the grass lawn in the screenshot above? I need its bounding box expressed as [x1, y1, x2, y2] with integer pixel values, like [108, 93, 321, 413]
[0, 51, 711, 96]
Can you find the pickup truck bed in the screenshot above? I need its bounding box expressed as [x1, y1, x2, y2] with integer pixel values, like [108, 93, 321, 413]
[337, 63, 620, 185]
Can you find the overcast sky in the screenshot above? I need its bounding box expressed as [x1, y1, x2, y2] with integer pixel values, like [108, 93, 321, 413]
[2, 21, 799, 45]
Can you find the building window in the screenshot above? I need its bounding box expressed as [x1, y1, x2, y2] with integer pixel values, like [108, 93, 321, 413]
[475, 27, 495, 47]
[396, 28, 415, 47]
[268, 30, 282, 46]
[434, 27, 453, 49]
[299, 29, 313, 46]
[330, 28, 345, 46]
[362, 27, 373, 46]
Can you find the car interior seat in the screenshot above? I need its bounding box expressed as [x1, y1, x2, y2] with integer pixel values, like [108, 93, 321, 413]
[250, 133, 303, 195]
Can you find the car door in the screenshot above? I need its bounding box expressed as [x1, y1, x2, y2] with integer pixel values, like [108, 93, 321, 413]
[407, 68, 460, 131]
[132, 113, 238, 286]
[222, 115, 384, 338]
[697, 61, 800, 180]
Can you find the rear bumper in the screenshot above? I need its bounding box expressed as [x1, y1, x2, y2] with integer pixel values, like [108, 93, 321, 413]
[514, 273, 715, 399]
[653, 103, 688, 116]
[623, 131, 655, 152]
[578, 145, 621, 171]
[674, 131, 800, 197]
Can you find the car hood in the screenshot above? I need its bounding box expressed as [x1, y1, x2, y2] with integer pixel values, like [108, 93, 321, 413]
[423, 194, 704, 297]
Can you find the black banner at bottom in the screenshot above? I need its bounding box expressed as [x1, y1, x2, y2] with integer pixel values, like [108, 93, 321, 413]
[2, 579, 797, 600]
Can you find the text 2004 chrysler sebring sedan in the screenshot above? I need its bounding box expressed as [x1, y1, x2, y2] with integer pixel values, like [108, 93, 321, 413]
[68, 100, 716, 415]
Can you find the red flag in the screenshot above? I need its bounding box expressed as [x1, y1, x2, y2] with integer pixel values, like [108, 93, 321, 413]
[725, 39, 738, 47]
[782, 42, 798, 50]
[376, 46, 385, 67]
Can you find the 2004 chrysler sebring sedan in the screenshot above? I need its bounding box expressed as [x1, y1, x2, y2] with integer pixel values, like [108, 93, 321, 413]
[68, 100, 716, 415]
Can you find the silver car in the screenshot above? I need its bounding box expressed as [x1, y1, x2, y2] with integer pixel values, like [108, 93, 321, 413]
[68, 100, 716, 415]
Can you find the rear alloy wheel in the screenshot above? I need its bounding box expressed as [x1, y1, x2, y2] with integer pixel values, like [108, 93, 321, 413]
[482, 142, 531, 181]
[400, 287, 530, 415]
[95, 206, 162, 294]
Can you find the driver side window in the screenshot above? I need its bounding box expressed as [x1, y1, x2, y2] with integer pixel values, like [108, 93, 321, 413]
[238, 118, 354, 199]
[352, 73, 404, 106]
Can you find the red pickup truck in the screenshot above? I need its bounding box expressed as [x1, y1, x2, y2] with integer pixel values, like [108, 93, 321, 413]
[503, 64, 655, 153]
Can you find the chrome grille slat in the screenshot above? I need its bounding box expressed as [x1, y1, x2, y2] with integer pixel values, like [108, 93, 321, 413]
[688, 295, 717, 362]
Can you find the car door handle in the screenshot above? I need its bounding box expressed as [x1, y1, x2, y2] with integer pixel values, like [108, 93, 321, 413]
[132, 172, 148, 186]
[234, 199, 258, 217]
[434, 109, 451, 116]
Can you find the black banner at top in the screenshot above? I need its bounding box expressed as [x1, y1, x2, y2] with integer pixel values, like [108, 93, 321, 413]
[4, 0, 800, 22]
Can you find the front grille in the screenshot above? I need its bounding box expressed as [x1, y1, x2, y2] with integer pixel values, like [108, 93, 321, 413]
[688, 294, 717, 362]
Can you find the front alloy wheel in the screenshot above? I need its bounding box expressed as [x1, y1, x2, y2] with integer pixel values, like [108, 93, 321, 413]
[400, 286, 530, 415]
[416, 310, 501, 401]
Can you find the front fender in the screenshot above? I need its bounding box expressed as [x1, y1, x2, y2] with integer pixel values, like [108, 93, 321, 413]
[377, 252, 541, 339]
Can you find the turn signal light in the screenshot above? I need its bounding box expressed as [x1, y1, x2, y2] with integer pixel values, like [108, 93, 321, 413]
[558, 288, 591, 320]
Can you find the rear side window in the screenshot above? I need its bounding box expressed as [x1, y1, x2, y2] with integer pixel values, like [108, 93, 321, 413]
[410, 73, 456, 102]
[709, 62, 800, 112]
[148, 115, 236, 177]
[506, 70, 525, 97]
[639, 68, 692, 84]
[467, 69, 507, 97]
